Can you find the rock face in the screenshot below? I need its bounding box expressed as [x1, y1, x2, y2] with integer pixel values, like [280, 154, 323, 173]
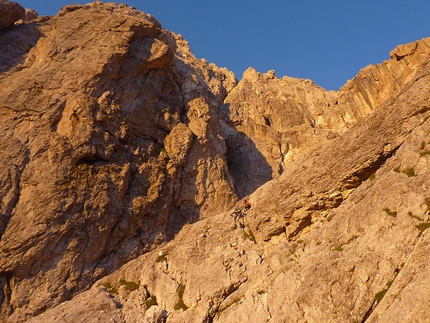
[27, 48, 430, 323]
[15, 8, 38, 24]
[0, 3, 237, 321]
[1, 2, 430, 323]
[221, 37, 430, 197]
[0, 0, 25, 30]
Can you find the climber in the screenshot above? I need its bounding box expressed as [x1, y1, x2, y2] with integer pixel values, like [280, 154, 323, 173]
[231, 208, 239, 220]
[230, 207, 243, 229]
[244, 198, 251, 211]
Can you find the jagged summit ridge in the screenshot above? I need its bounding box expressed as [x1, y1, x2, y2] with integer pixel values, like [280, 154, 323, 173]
[221, 37, 430, 197]
[0, 1, 430, 322]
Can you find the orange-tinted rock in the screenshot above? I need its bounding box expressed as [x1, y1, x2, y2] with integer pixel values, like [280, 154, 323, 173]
[0, 3, 236, 321]
[221, 38, 430, 197]
[2, 2, 430, 323]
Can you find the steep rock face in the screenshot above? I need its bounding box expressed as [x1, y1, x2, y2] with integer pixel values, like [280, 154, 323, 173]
[29, 51, 430, 323]
[2, 2, 430, 322]
[337, 37, 430, 121]
[221, 38, 430, 197]
[220, 69, 338, 196]
[0, 3, 237, 321]
[0, 0, 25, 30]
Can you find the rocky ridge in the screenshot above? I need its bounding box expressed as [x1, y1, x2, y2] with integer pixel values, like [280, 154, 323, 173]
[0, 2, 237, 321]
[27, 48, 430, 323]
[0, 1, 430, 322]
[221, 37, 430, 196]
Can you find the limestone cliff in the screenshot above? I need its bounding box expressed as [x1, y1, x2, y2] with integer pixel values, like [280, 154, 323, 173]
[27, 45, 430, 323]
[1, 1, 430, 323]
[0, 2, 237, 321]
[221, 37, 430, 196]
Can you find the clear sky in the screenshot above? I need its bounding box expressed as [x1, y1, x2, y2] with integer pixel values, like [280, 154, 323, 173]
[17, 0, 430, 90]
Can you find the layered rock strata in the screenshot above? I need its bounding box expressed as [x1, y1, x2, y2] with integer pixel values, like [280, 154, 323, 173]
[0, 3, 237, 321]
[27, 53, 430, 323]
[221, 38, 430, 196]
[1, 1, 430, 322]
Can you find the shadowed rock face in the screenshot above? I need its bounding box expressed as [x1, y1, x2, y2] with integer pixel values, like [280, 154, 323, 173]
[0, 0, 25, 30]
[28, 50, 430, 323]
[2, 2, 430, 323]
[0, 3, 237, 321]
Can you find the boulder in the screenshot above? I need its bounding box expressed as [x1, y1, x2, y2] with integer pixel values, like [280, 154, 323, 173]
[0, 0, 25, 30]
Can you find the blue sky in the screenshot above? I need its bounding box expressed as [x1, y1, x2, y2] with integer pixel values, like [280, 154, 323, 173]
[17, 1, 430, 90]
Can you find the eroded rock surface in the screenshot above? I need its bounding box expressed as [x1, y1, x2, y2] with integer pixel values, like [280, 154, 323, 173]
[0, 0, 25, 30]
[28, 53, 430, 323]
[221, 38, 430, 197]
[0, 3, 237, 321]
[2, 1, 430, 323]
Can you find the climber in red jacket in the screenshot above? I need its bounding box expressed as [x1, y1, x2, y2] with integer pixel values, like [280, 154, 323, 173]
[244, 198, 251, 211]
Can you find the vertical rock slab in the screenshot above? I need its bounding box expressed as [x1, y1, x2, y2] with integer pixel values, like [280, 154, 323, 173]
[0, 3, 236, 321]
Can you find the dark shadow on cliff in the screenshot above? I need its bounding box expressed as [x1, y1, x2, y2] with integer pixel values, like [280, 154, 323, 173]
[219, 104, 273, 198]
[0, 22, 44, 73]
